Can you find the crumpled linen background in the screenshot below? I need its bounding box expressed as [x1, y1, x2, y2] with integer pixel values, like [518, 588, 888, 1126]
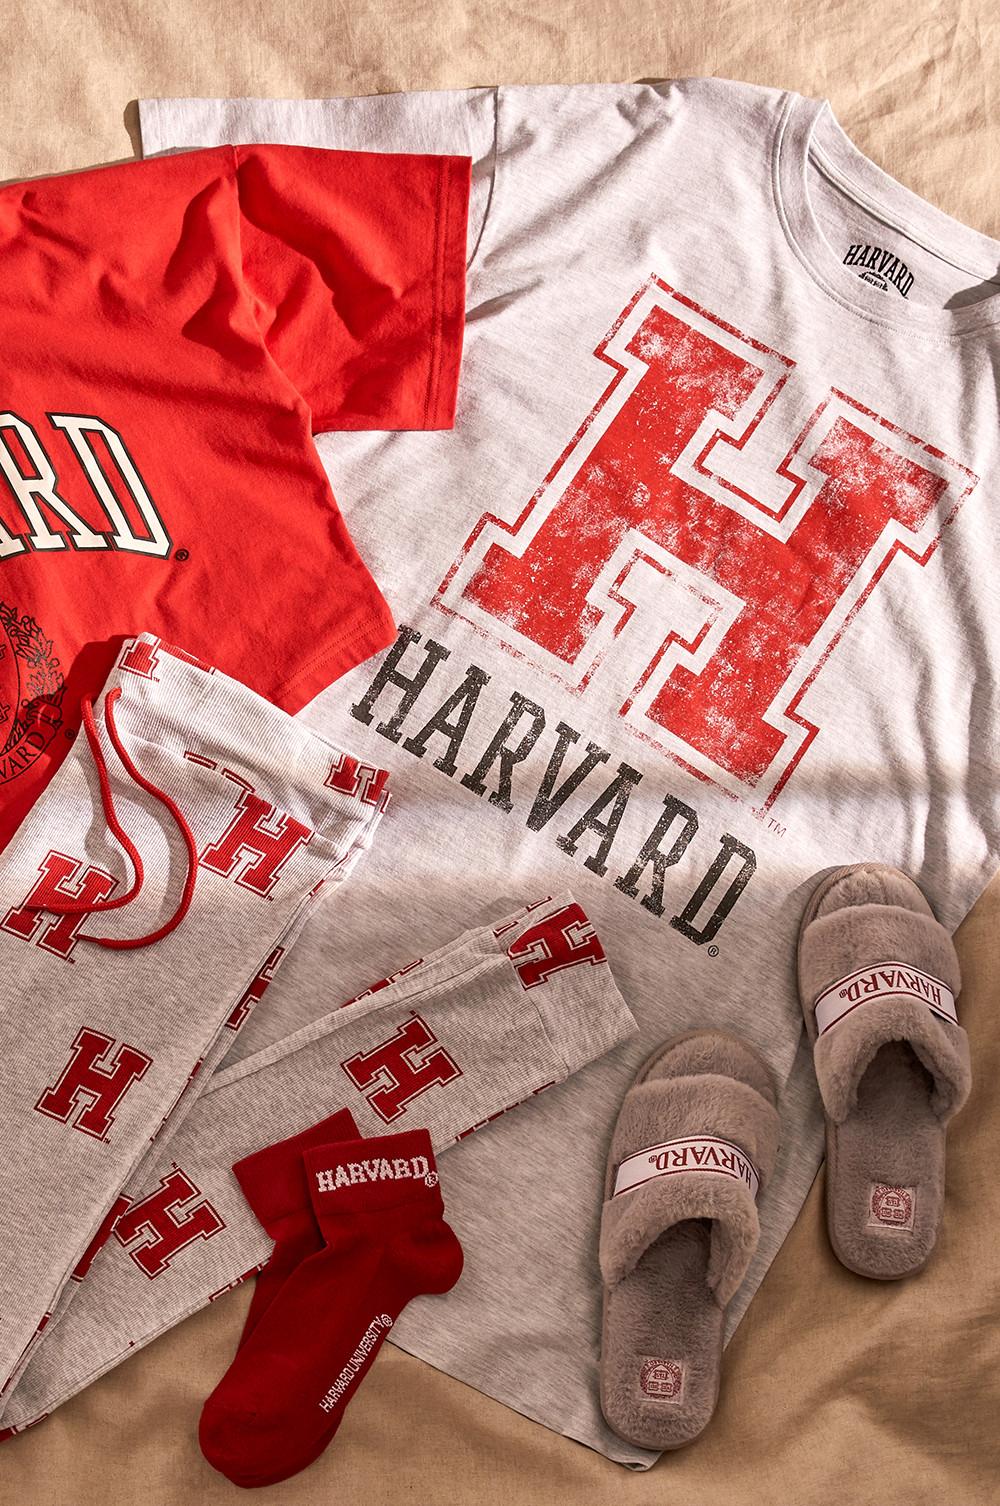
[1, 2, 998, 1502]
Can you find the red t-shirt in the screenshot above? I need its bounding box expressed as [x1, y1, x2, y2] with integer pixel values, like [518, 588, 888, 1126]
[0, 143, 470, 850]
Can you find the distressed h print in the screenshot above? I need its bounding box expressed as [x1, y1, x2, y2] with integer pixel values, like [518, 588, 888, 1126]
[436, 277, 977, 808]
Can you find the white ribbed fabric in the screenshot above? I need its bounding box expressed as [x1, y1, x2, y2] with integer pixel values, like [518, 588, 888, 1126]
[0, 633, 388, 1403]
[0, 890, 635, 1437]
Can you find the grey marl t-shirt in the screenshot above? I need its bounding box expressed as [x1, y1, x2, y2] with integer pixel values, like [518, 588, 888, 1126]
[139, 79, 1000, 1465]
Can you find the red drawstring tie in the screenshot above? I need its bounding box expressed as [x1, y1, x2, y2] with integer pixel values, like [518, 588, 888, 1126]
[27, 686, 198, 949]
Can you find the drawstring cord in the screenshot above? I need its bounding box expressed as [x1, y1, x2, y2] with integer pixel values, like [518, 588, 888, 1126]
[26, 686, 198, 949]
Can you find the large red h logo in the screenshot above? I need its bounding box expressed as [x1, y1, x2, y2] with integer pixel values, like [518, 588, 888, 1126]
[507, 902, 607, 989]
[342, 1014, 462, 1124]
[2, 851, 117, 960]
[35, 1028, 152, 1140]
[201, 789, 312, 897]
[113, 1168, 225, 1278]
[440, 281, 975, 807]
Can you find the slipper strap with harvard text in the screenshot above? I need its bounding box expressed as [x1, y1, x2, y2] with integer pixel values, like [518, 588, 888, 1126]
[798, 863, 971, 1279]
[598, 1031, 779, 1450]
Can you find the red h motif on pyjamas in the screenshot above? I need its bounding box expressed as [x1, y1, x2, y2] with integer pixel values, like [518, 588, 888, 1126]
[113, 1168, 225, 1277]
[201, 790, 312, 897]
[325, 752, 389, 808]
[341, 1015, 462, 1123]
[35, 1028, 152, 1140]
[507, 903, 607, 989]
[2, 851, 117, 960]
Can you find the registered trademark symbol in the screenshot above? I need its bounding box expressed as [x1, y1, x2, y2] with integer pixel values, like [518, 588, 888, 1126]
[174, 548, 190, 561]
[707, 945, 720, 958]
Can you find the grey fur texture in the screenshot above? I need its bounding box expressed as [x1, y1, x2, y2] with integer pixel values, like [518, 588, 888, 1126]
[600, 1074, 779, 1302]
[813, 995, 971, 1125]
[599, 1031, 779, 1450]
[798, 864, 971, 1280]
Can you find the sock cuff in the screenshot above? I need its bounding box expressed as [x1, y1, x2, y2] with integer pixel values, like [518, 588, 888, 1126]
[233, 1107, 360, 1226]
[304, 1129, 441, 1215]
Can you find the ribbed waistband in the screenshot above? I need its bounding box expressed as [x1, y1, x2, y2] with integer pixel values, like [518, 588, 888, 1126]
[98, 634, 390, 855]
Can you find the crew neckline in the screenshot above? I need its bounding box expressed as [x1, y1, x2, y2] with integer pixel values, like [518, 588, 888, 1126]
[772, 92, 1000, 337]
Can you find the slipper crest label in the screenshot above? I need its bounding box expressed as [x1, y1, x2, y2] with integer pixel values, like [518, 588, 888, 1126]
[639, 1357, 685, 1402]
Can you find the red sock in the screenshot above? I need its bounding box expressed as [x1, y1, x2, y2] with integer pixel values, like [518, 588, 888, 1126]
[200, 1128, 463, 1487]
[232, 1107, 360, 1345]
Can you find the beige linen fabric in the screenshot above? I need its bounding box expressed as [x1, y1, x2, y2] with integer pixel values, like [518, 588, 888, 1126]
[0, 2, 998, 1501]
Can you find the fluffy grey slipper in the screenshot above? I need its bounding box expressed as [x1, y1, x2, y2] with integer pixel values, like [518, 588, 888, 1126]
[798, 864, 971, 1280]
[598, 1031, 779, 1450]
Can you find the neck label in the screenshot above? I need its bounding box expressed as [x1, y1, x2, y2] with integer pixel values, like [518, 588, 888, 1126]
[843, 243, 915, 298]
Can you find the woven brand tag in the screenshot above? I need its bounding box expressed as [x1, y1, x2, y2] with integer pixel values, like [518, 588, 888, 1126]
[639, 1357, 684, 1402]
[868, 1183, 916, 1231]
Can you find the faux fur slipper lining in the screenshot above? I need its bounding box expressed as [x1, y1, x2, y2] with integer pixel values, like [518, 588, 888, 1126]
[599, 1075, 779, 1302]
[598, 1031, 779, 1451]
[797, 864, 971, 1281]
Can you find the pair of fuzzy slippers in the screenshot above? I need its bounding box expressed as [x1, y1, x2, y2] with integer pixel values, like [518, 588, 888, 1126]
[599, 864, 972, 1451]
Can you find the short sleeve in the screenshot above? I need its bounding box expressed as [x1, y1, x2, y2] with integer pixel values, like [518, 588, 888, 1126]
[233, 144, 470, 433]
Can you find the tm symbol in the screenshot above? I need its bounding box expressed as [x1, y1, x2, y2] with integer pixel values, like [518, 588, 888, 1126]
[707, 945, 720, 958]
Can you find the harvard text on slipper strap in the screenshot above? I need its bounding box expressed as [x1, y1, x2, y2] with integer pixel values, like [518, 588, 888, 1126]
[612, 1136, 760, 1200]
[813, 962, 958, 1036]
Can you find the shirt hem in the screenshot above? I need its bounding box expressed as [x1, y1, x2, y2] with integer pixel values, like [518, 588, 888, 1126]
[423, 153, 471, 431]
[271, 597, 397, 714]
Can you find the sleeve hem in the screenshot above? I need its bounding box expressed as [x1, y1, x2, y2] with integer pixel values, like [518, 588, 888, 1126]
[270, 595, 398, 715]
[423, 154, 472, 431]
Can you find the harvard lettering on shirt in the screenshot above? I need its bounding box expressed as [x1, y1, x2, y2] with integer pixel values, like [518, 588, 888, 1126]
[352, 627, 756, 946]
[0, 144, 469, 851]
[140, 82, 1000, 1467]
[315, 1153, 436, 1192]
